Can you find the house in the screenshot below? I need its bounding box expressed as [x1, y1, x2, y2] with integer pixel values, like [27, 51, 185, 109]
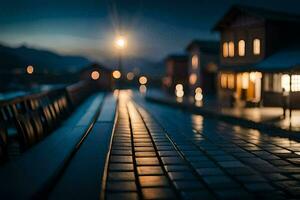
[185, 40, 219, 96]
[163, 55, 189, 95]
[213, 5, 300, 107]
[80, 63, 113, 91]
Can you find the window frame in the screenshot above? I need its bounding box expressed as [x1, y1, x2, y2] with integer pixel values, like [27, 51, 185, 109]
[238, 40, 246, 57]
[228, 41, 235, 57]
[253, 38, 261, 55]
[223, 42, 229, 58]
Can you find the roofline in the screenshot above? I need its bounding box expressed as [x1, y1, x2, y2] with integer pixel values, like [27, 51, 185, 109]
[185, 39, 219, 52]
[212, 4, 300, 31]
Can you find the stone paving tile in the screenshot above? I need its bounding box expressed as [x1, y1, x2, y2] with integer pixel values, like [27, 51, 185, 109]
[181, 190, 215, 200]
[136, 157, 160, 166]
[134, 95, 300, 199]
[139, 176, 169, 187]
[106, 181, 137, 192]
[173, 180, 204, 190]
[105, 92, 300, 199]
[109, 163, 134, 171]
[108, 172, 136, 181]
[106, 192, 139, 200]
[137, 166, 163, 176]
[168, 171, 198, 181]
[142, 188, 176, 199]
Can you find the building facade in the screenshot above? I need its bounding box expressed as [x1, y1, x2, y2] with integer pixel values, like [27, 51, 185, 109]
[80, 63, 113, 91]
[214, 5, 300, 107]
[163, 55, 189, 95]
[186, 40, 219, 96]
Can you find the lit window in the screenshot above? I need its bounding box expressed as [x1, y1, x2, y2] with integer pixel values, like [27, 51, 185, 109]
[238, 40, 245, 56]
[227, 74, 235, 89]
[192, 55, 199, 69]
[281, 74, 290, 92]
[189, 73, 197, 85]
[228, 41, 235, 57]
[242, 72, 249, 89]
[221, 74, 227, 88]
[253, 38, 261, 55]
[292, 75, 300, 91]
[223, 42, 228, 58]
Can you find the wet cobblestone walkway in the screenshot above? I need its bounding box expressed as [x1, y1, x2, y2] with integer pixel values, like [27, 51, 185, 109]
[104, 91, 300, 199]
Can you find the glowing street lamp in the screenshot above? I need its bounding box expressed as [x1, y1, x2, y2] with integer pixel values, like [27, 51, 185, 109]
[115, 36, 126, 49]
[114, 36, 127, 88]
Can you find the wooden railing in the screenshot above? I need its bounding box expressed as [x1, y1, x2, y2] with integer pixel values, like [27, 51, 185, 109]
[0, 81, 96, 163]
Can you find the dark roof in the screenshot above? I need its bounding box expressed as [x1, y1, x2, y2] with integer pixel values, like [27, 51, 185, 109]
[80, 62, 112, 73]
[213, 5, 300, 31]
[185, 40, 219, 54]
[256, 47, 300, 72]
[165, 54, 188, 62]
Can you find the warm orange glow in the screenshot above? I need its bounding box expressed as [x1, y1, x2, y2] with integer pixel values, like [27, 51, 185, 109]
[189, 73, 197, 85]
[115, 36, 126, 49]
[253, 38, 261, 55]
[238, 40, 245, 56]
[192, 55, 199, 69]
[228, 74, 235, 89]
[127, 72, 134, 80]
[112, 70, 121, 79]
[250, 72, 262, 82]
[221, 74, 227, 88]
[139, 76, 148, 85]
[223, 42, 228, 58]
[91, 70, 100, 80]
[242, 72, 249, 89]
[228, 41, 234, 57]
[26, 65, 34, 74]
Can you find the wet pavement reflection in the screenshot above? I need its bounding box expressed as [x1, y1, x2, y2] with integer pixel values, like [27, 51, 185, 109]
[104, 91, 300, 199]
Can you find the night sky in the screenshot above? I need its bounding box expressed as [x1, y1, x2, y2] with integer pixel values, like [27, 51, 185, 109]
[1, 0, 300, 63]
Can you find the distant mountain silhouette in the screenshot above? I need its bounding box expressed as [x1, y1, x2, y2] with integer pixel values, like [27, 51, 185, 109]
[0, 44, 91, 73]
[0, 43, 165, 78]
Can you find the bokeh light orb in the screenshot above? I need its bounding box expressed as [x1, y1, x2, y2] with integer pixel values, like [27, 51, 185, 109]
[91, 70, 100, 80]
[175, 84, 183, 91]
[112, 70, 121, 79]
[26, 65, 34, 74]
[127, 72, 134, 80]
[139, 76, 148, 85]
